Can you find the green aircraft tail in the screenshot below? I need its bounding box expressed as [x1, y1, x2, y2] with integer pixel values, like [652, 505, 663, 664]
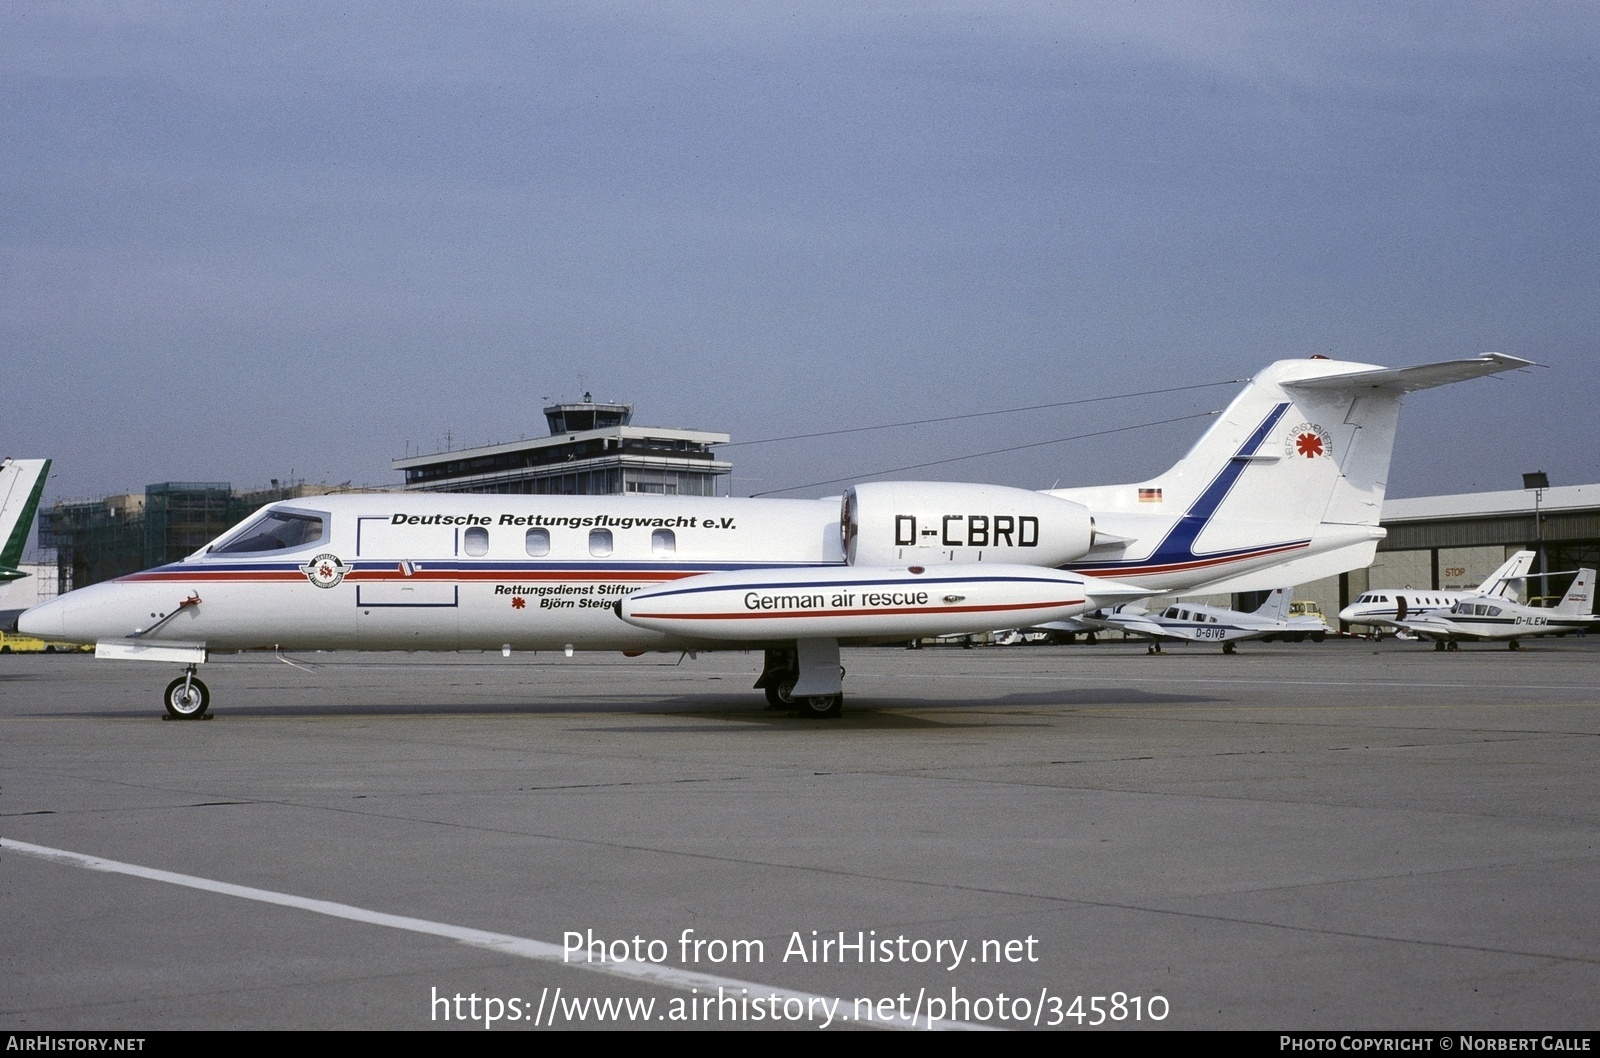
[0, 458, 51, 581]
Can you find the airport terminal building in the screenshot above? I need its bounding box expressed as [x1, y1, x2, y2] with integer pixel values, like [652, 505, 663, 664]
[393, 398, 731, 497]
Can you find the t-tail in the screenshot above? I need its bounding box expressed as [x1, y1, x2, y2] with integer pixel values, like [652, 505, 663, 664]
[0, 458, 51, 583]
[1479, 551, 1536, 600]
[1055, 354, 1532, 596]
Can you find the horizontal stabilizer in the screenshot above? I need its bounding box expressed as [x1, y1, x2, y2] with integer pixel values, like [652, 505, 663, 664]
[1283, 353, 1534, 394]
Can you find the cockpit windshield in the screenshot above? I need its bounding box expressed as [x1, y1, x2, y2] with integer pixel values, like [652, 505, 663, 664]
[212, 509, 327, 554]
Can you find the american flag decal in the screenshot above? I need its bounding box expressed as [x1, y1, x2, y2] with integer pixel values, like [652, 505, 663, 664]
[1139, 488, 1162, 503]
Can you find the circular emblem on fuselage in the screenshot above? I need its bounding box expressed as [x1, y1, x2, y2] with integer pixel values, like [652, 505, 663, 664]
[301, 553, 349, 588]
[1286, 423, 1332, 459]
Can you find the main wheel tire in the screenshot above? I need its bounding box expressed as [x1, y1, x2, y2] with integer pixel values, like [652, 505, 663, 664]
[164, 676, 210, 719]
[793, 693, 843, 719]
[764, 685, 787, 709]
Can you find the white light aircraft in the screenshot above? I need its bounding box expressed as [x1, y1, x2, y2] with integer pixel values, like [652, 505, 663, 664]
[1082, 587, 1328, 654]
[18, 354, 1530, 719]
[1397, 568, 1596, 650]
[1337, 551, 1535, 637]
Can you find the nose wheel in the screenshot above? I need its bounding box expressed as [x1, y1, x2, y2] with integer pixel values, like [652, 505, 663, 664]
[164, 668, 211, 719]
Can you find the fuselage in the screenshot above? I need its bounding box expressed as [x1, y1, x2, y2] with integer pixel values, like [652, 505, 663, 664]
[20, 484, 1354, 655]
[1338, 590, 1475, 631]
[1401, 596, 1598, 642]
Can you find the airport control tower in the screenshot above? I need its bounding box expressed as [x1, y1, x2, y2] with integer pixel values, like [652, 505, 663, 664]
[393, 395, 732, 496]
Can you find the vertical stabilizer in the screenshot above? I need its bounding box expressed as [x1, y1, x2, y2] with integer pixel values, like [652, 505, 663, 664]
[1553, 569, 1595, 616]
[0, 458, 51, 578]
[1252, 587, 1293, 620]
[1480, 551, 1536, 600]
[1055, 354, 1532, 596]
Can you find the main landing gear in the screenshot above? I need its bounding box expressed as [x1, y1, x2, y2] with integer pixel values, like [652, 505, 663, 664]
[163, 665, 211, 719]
[757, 641, 845, 718]
[763, 683, 844, 718]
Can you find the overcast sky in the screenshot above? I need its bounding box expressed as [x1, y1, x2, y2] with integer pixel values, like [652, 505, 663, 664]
[4, 2, 1595, 516]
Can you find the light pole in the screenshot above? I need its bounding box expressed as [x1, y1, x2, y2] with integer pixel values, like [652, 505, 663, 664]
[1522, 471, 1549, 604]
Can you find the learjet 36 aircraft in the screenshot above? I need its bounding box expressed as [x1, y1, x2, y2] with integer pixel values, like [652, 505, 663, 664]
[19, 354, 1530, 719]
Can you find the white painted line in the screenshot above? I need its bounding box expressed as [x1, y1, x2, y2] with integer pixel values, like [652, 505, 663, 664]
[2, 838, 989, 1031]
[863, 672, 1596, 693]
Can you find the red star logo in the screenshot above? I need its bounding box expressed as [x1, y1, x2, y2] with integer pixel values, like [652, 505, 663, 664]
[319, 564, 334, 578]
[511, 596, 526, 609]
[1296, 432, 1324, 458]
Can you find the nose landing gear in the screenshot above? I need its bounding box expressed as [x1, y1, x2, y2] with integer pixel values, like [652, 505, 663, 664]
[163, 666, 211, 719]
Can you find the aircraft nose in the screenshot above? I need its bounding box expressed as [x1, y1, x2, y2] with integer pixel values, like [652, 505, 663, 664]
[17, 597, 66, 639]
[1337, 605, 1358, 623]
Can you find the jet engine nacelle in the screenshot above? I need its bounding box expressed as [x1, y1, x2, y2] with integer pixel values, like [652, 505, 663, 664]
[842, 481, 1095, 567]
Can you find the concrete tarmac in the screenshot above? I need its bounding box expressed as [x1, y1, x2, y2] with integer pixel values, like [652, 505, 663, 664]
[2, 638, 1597, 1031]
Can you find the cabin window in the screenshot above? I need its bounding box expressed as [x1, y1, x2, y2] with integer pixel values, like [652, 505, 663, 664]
[525, 528, 550, 557]
[464, 526, 489, 557]
[651, 528, 676, 556]
[214, 509, 326, 554]
[589, 528, 613, 557]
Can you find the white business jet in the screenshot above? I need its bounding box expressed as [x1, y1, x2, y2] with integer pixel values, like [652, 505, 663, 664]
[1082, 588, 1328, 654]
[1337, 550, 1535, 637]
[19, 354, 1530, 719]
[1397, 568, 1596, 650]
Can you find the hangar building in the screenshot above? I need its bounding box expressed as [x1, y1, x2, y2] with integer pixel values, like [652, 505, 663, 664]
[1222, 483, 1600, 631]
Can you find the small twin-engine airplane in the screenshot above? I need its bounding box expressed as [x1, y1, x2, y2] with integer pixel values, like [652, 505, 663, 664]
[1082, 587, 1328, 654]
[0, 458, 51, 585]
[1337, 550, 1535, 638]
[18, 353, 1531, 719]
[1397, 568, 1596, 650]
